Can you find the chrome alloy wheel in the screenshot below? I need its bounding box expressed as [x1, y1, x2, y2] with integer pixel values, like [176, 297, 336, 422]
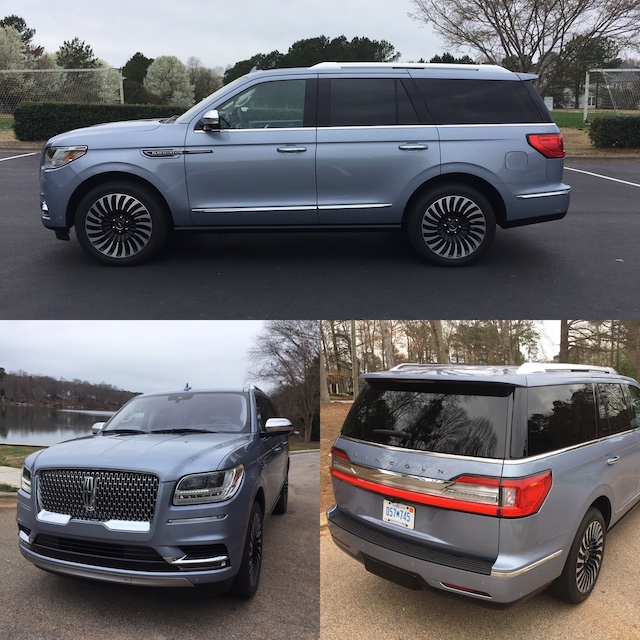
[575, 519, 604, 594]
[421, 195, 487, 260]
[84, 193, 153, 259]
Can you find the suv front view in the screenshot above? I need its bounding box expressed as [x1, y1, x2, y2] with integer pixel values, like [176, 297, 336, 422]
[328, 363, 640, 604]
[17, 387, 292, 598]
[40, 62, 570, 266]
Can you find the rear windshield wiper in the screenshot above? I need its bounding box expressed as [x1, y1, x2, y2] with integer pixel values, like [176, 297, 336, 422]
[372, 429, 411, 441]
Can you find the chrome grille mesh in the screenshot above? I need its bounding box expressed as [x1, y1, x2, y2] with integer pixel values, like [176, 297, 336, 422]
[37, 469, 159, 523]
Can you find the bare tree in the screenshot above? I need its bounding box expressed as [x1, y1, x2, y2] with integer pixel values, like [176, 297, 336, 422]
[247, 320, 319, 442]
[409, 0, 640, 92]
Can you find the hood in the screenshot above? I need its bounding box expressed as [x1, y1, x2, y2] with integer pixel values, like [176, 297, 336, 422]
[29, 432, 254, 481]
[47, 119, 185, 149]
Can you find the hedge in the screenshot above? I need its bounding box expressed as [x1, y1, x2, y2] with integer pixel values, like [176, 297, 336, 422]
[588, 115, 640, 148]
[13, 102, 183, 142]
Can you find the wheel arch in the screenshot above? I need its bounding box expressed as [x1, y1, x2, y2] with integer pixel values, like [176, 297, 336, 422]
[65, 172, 174, 230]
[589, 496, 612, 529]
[402, 173, 507, 229]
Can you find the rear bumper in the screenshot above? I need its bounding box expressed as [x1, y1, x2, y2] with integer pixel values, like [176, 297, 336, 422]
[327, 506, 564, 603]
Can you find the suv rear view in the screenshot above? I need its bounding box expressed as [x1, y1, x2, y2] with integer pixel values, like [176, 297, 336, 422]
[327, 363, 640, 603]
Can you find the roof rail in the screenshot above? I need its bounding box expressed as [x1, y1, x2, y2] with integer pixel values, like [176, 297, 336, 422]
[516, 363, 618, 375]
[309, 61, 509, 73]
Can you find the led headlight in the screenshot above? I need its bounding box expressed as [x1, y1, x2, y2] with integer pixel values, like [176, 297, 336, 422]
[44, 145, 88, 169]
[173, 464, 244, 505]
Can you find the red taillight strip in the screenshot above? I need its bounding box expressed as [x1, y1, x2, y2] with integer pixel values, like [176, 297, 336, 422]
[527, 133, 565, 158]
[331, 447, 551, 518]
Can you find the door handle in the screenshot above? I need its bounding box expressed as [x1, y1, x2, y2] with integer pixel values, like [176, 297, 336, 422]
[277, 146, 307, 153]
[607, 456, 620, 465]
[399, 144, 429, 151]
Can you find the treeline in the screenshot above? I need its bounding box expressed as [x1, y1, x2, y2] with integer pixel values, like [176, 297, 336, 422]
[322, 320, 640, 396]
[0, 369, 137, 409]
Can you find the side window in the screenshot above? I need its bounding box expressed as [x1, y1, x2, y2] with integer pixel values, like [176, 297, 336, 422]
[597, 383, 632, 435]
[526, 384, 597, 456]
[627, 385, 640, 426]
[217, 79, 306, 129]
[255, 395, 277, 431]
[413, 78, 548, 125]
[322, 78, 419, 126]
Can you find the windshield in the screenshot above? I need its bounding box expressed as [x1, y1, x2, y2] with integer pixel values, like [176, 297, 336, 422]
[103, 392, 250, 434]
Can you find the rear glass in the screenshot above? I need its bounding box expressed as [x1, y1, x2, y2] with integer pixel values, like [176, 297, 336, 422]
[341, 381, 510, 458]
[413, 78, 549, 125]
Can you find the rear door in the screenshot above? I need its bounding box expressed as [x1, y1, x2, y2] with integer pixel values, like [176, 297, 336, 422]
[316, 75, 440, 225]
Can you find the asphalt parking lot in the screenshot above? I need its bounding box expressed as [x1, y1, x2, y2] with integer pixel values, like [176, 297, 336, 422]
[1, 152, 639, 319]
[320, 502, 640, 640]
[0, 451, 320, 640]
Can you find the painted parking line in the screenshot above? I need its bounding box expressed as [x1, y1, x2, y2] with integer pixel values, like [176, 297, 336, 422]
[0, 152, 38, 163]
[565, 166, 640, 189]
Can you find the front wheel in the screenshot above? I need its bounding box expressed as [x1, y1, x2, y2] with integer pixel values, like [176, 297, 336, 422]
[231, 502, 263, 599]
[552, 507, 606, 603]
[75, 182, 171, 266]
[406, 184, 496, 266]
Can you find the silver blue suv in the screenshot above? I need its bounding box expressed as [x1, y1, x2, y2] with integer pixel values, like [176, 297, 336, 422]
[40, 62, 570, 266]
[328, 363, 640, 603]
[17, 387, 292, 598]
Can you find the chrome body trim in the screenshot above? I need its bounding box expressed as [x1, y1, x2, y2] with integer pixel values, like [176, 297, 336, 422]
[490, 550, 563, 578]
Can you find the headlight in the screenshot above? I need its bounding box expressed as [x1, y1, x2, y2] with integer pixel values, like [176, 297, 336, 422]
[44, 145, 87, 169]
[173, 464, 244, 505]
[21, 466, 32, 494]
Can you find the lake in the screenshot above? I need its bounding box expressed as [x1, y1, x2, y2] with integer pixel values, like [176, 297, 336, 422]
[0, 405, 115, 446]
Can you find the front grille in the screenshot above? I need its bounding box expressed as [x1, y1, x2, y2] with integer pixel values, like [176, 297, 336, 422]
[37, 469, 159, 523]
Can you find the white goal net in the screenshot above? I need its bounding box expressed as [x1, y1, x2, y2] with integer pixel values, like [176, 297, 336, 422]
[583, 68, 640, 121]
[0, 68, 123, 131]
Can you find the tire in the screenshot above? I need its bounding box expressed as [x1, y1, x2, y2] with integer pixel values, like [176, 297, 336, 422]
[231, 502, 263, 599]
[273, 472, 288, 515]
[406, 183, 496, 266]
[74, 182, 171, 266]
[552, 507, 606, 604]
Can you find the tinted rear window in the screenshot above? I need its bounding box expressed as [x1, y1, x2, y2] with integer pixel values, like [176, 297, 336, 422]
[413, 78, 549, 125]
[341, 381, 510, 458]
[526, 384, 597, 456]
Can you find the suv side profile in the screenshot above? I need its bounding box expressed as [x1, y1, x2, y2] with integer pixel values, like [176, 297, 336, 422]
[328, 363, 640, 604]
[17, 387, 292, 598]
[40, 62, 570, 266]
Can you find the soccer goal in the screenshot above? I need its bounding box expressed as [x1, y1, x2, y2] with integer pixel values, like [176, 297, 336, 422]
[0, 67, 123, 132]
[582, 68, 640, 122]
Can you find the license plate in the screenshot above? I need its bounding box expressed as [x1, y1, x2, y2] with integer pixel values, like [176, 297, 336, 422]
[383, 499, 415, 530]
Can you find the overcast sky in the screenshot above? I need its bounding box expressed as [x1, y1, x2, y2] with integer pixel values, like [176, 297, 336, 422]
[0, 321, 267, 393]
[6, 0, 445, 71]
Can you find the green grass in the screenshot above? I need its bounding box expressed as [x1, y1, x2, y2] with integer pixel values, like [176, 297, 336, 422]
[0, 482, 17, 493]
[0, 116, 14, 131]
[551, 110, 589, 130]
[0, 445, 44, 469]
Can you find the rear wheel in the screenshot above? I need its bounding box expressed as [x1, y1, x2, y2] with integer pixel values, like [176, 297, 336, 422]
[552, 507, 606, 603]
[75, 182, 171, 266]
[406, 184, 496, 266]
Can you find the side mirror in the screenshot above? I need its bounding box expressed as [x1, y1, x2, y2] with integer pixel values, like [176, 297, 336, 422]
[265, 418, 293, 435]
[91, 422, 106, 435]
[201, 109, 221, 131]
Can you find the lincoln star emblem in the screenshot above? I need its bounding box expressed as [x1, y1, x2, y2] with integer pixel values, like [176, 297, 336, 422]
[83, 475, 97, 511]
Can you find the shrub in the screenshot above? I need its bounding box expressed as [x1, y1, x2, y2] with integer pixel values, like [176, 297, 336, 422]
[588, 115, 640, 148]
[13, 101, 181, 141]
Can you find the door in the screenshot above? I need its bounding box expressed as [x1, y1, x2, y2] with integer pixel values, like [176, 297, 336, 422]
[316, 76, 440, 225]
[184, 77, 318, 226]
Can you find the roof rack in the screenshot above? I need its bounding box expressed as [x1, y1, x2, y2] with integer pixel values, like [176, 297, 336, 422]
[516, 363, 618, 375]
[309, 61, 510, 73]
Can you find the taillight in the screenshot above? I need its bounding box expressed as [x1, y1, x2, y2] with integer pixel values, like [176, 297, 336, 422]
[331, 447, 552, 518]
[527, 133, 565, 158]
